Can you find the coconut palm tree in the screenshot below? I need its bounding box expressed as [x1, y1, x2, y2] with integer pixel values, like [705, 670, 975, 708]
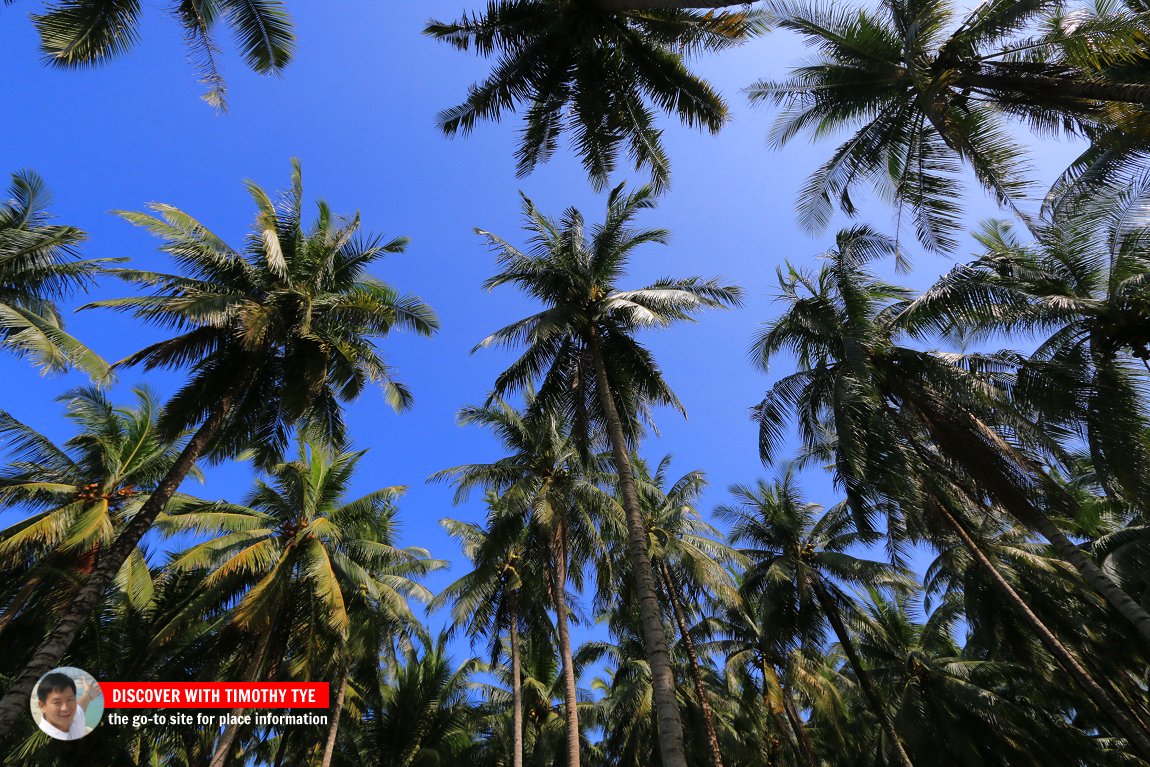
[752, 226, 1150, 640]
[474, 184, 742, 767]
[0, 160, 439, 737]
[922, 511, 1150, 743]
[717, 472, 916, 767]
[907, 177, 1150, 507]
[751, 226, 1150, 758]
[701, 588, 819, 767]
[426, 2, 751, 191]
[0, 169, 106, 378]
[360, 632, 484, 767]
[609, 455, 740, 767]
[434, 500, 554, 767]
[434, 396, 607, 767]
[752, 0, 1150, 252]
[158, 440, 442, 767]
[24, 0, 294, 109]
[849, 589, 1115, 766]
[478, 631, 581, 767]
[0, 386, 194, 638]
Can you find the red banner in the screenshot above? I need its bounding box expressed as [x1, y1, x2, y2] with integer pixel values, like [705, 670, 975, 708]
[102, 682, 329, 708]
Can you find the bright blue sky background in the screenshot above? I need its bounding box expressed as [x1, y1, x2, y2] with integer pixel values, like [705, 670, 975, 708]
[0, 2, 1086, 650]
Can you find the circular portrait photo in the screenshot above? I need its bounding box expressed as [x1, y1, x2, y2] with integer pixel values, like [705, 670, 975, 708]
[30, 667, 103, 741]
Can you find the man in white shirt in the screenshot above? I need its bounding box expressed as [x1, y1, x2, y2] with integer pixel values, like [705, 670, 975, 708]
[36, 672, 99, 740]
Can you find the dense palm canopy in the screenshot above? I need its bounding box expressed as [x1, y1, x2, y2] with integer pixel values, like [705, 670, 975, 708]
[0, 160, 438, 737]
[0, 386, 192, 646]
[718, 472, 915, 766]
[0, 170, 106, 377]
[426, 2, 752, 190]
[912, 177, 1150, 506]
[752, 226, 1150, 638]
[434, 395, 607, 767]
[19, 0, 294, 108]
[9, 5, 1150, 765]
[475, 183, 741, 767]
[159, 441, 441, 767]
[98, 159, 438, 465]
[160, 442, 438, 647]
[752, 0, 1150, 252]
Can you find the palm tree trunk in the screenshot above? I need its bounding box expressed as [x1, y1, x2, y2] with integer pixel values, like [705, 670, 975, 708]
[552, 519, 581, 767]
[931, 497, 1150, 760]
[961, 68, 1150, 107]
[0, 374, 250, 738]
[780, 684, 817, 767]
[586, 327, 688, 767]
[760, 662, 792, 763]
[1030, 508, 1150, 642]
[907, 392, 1150, 644]
[0, 574, 43, 634]
[208, 722, 242, 767]
[810, 579, 914, 767]
[510, 588, 525, 767]
[207, 626, 277, 767]
[273, 730, 291, 767]
[659, 561, 725, 767]
[320, 659, 349, 767]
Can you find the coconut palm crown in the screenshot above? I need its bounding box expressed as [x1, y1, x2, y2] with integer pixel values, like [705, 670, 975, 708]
[752, 0, 1150, 252]
[25, 0, 295, 109]
[0, 169, 107, 377]
[426, 1, 753, 190]
[0, 160, 437, 738]
[96, 158, 439, 466]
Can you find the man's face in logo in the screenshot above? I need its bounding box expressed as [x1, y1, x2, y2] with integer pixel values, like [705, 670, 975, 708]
[39, 688, 77, 731]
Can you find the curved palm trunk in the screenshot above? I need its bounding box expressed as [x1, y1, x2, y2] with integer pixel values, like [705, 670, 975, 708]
[0, 574, 43, 635]
[552, 520, 581, 767]
[931, 498, 1150, 761]
[659, 561, 726, 767]
[0, 377, 248, 738]
[961, 69, 1150, 107]
[780, 684, 817, 767]
[273, 730, 291, 767]
[810, 579, 914, 767]
[761, 659, 811, 767]
[208, 626, 278, 767]
[907, 391, 1150, 644]
[510, 588, 525, 767]
[586, 328, 688, 767]
[208, 721, 242, 767]
[320, 659, 349, 767]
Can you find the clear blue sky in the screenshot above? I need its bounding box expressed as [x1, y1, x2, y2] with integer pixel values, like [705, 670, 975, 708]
[0, 2, 1086, 641]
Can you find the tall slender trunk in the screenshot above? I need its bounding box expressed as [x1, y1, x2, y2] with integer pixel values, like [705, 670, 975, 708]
[320, 658, 349, 767]
[552, 519, 581, 767]
[780, 684, 817, 767]
[0, 574, 43, 634]
[509, 588, 524, 767]
[0, 375, 249, 738]
[272, 730, 290, 767]
[207, 625, 277, 767]
[931, 497, 1150, 760]
[659, 561, 725, 767]
[586, 328, 688, 767]
[760, 661, 793, 763]
[208, 722, 242, 767]
[907, 391, 1150, 644]
[961, 68, 1150, 107]
[810, 578, 914, 767]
